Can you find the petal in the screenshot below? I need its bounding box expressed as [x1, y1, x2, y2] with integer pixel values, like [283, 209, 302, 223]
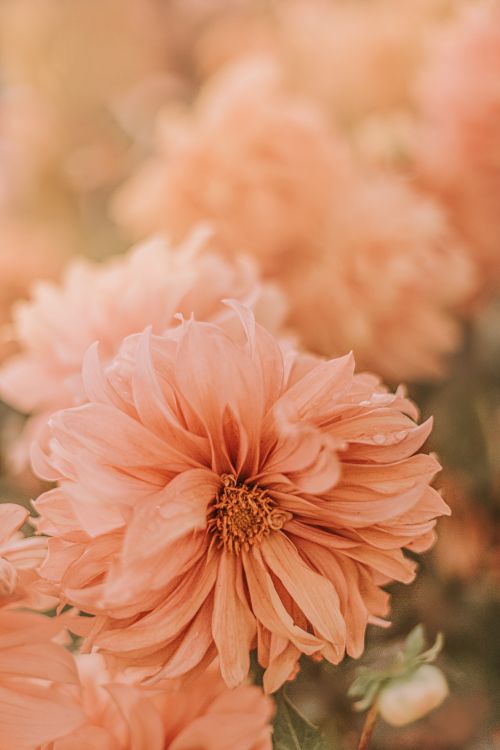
[0, 642, 79, 684]
[50, 403, 197, 477]
[261, 534, 346, 658]
[242, 550, 322, 659]
[212, 552, 256, 687]
[131, 330, 211, 465]
[150, 604, 213, 681]
[0, 505, 28, 545]
[121, 469, 219, 566]
[174, 318, 263, 475]
[96, 558, 217, 653]
[0, 683, 84, 750]
[107, 684, 165, 750]
[279, 353, 355, 420]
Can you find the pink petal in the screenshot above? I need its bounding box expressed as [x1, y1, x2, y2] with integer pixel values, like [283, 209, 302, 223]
[261, 534, 346, 658]
[212, 552, 256, 687]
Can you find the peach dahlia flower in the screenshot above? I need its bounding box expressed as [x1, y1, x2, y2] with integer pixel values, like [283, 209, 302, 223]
[39, 655, 273, 750]
[34, 305, 448, 692]
[111, 57, 349, 275]
[284, 174, 476, 382]
[417, 3, 500, 288]
[0, 231, 284, 469]
[110, 57, 474, 382]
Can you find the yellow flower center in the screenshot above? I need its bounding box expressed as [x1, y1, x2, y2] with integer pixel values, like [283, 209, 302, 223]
[208, 474, 291, 554]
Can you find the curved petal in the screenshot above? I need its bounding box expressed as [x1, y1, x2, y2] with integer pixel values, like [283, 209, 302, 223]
[212, 552, 256, 687]
[261, 534, 346, 659]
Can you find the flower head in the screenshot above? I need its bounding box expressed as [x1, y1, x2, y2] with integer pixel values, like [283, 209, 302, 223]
[417, 3, 500, 290]
[110, 56, 474, 382]
[39, 654, 273, 750]
[284, 173, 476, 381]
[35, 305, 448, 692]
[0, 231, 284, 469]
[111, 57, 349, 275]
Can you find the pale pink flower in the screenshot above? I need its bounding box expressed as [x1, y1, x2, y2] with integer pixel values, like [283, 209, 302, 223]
[34, 305, 448, 692]
[39, 654, 273, 749]
[284, 173, 476, 382]
[417, 2, 500, 289]
[111, 57, 350, 275]
[0, 231, 285, 469]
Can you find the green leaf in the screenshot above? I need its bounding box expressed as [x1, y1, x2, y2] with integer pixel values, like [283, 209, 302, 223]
[273, 691, 331, 750]
[403, 624, 426, 661]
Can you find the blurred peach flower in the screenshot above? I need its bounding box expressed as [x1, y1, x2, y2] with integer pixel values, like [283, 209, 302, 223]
[274, 0, 428, 127]
[285, 174, 476, 382]
[0, 223, 64, 362]
[432, 477, 490, 584]
[112, 56, 474, 382]
[0, 503, 49, 609]
[0, 231, 285, 469]
[40, 654, 273, 750]
[417, 2, 500, 290]
[34, 306, 448, 692]
[0, 610, 84, 750]
[193, 0, 462, 131]
[111, 57, 349, 275]
[0, 0, 174, 190]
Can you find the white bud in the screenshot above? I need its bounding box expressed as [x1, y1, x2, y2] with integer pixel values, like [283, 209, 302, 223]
[378, 664, 449, 727]
[0, 558, 17, 597]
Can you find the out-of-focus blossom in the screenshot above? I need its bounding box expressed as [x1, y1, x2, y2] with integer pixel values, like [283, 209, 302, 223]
[272, 0, 463, 129]
[193, 0, 462, 133]
[0, 231, 285, 469]
[195, 7, 277, 81]
[0, 503, 49, 609]
[112, 56, 475, 382]
[417, 3, 500, 290]
[0, 224, 64, 363]
[0, 610, 84, 750]
[34, 307, 448, 691]
[111, 57, 350, 275]
[39, 654, 273, 750]
[432, 477, 490, 584]
[0, 0, 174, 174]
[0, 0, 184, 273]
[378, 664, 449, 727]
[285, 174, 476, 382]
[0, 87, 61, 206]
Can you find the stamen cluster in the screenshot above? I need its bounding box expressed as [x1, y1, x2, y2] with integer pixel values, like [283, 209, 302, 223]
[208, 474, 291, 554]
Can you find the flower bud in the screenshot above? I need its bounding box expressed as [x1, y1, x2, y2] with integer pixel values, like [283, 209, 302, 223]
[378, 664, 449, 727]
[0, 557, 17, 597]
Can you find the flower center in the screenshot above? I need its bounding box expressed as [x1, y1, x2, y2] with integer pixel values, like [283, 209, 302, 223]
[208, 475, 291, 554]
